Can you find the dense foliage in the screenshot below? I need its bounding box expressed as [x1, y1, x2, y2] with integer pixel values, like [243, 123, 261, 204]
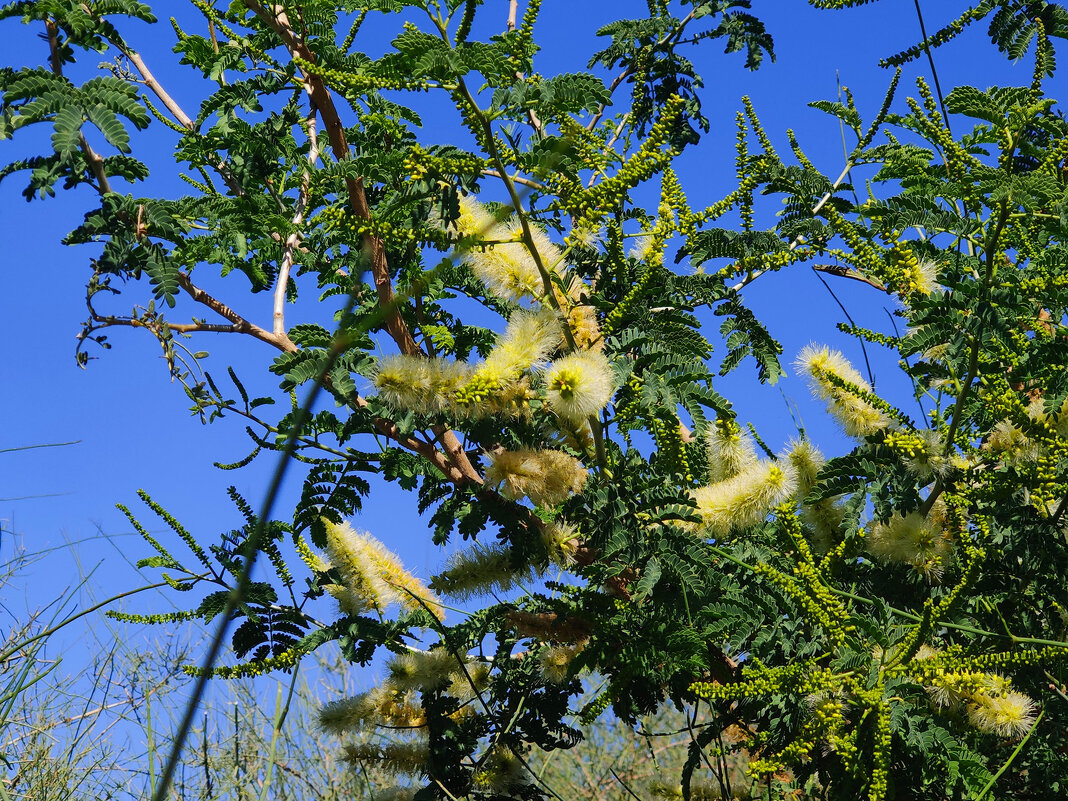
[4, 0, 1068, 798]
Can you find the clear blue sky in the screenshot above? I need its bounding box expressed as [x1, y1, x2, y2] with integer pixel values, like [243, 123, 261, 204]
[0, 1, 1039, 672]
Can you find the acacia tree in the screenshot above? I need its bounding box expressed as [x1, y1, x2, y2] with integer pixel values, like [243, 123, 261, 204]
[4, 0, 1068, 798]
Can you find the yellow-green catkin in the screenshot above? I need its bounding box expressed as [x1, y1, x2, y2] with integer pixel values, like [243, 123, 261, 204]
[373, 354, 473, 415]
[318, 686, 426, 734]
[456, 307, 563, 405]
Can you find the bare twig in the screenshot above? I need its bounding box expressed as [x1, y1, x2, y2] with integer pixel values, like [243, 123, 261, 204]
[274, 110, 319, 336]
[731, 161, 855, 293]
[177, 272, 296, 352]
[482, 169, 547, 192]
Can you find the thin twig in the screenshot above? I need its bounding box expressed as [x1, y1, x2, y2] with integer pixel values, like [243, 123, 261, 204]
[732, 161, 854, 293]
[274, 110, 319, 336]
[177, 272, 296, 352]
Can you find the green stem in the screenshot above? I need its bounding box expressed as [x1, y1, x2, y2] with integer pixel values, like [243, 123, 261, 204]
[975, 709, 1043, 800]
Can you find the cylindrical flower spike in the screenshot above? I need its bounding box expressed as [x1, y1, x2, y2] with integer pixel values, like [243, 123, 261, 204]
[707, 419, 759, 483]
[866, 503, 954, 582]
[786, 438, 824, 499]
[318, 686, 426, 734]
[454, 197, 564, 302]
[343, 741, 430, 777]
[430, 544, 537, 600]
[387, 649, 464, 693]
[691, 460, 798, 537]
[373, 354, 472, 415]
[457, 308, 564, 405]
[484, 448, 588, 507]
[795, 344, 892, 438]
[967, 688, 1038, 739]
[542, 519, 581, 566]
[321, 520, 444, 620]
[544, 351, 614, 425]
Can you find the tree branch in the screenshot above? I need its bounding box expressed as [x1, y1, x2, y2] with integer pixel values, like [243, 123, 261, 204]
[245, 1, 483, 486]
[177, 271, 296, 352]
[118, 45, 246, 196]
[586, 9, 697, 132]
[274, 109, 319, 336]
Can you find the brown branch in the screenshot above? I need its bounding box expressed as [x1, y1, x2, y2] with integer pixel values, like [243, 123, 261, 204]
[123, 49, 193, 129]
[244, 1, 419, 354]
[89, 313, 248, 336]
[118, 47, 245, 196]
[177, 271, 296, 352]
[507, 0, 519, 31]
[245, 0, 483, 487]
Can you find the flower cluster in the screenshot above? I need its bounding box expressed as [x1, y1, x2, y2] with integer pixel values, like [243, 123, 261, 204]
[312, 520, 443, 620]
[484, 448, 588, 507]
[795, 344, 893, 438]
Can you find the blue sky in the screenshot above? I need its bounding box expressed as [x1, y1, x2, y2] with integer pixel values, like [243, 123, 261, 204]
[0, 1, 1043, 683]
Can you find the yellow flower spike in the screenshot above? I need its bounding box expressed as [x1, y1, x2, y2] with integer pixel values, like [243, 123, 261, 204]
[795, 344, 894, 438]
[691, 459, 798, 537]
[544, 351, 614, 425]
[707, 418, 759, 483]
[320, 520, 443, 620]
[866, 501, 954, 583]
[430, 543, 537, 601]
[484, 448, 588, 507]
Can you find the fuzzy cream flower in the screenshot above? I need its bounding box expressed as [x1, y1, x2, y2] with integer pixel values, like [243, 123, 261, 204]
[373, 354, 472, 415]
[321, 520, 443, 620]
[866, 504, 953, 582]
[542, 519, 581, 566]
[795, 344, 892, 438]
[903, 257, 940, 297]
[466, 308, 563, 394]
[544, 351, 614, 424]
[430, 544, 537, 601]
[967, 689, 1038, 739]
[318, 686, 425, 735]
[454, 197, 563, 302]
[692, 460, 798, 537]
[707, 420, 759, 483]
[786, 438, 824, 498]
[473, 746, 530, 793]
[538, 644, 583, 683]
[386, 649, 461, 693]
[484, 448, 588, 507]
[344, 741, 430, 777]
